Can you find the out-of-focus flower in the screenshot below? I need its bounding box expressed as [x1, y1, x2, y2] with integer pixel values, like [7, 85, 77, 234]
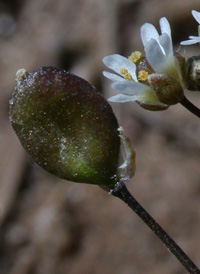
[181, 10, 200, 45]
[185, 56, 200, 91]
[103, 17, 183, 111]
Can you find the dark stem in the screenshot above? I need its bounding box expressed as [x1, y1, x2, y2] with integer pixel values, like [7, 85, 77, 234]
[180, 95, 200, 118]
[110, 181, 200, 274]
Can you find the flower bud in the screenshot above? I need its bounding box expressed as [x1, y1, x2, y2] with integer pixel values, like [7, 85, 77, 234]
[9, 67, 120, 187]
[186, 56, 200, 91]
[148, 73, 184, 105]
[174, 52, 188, 89]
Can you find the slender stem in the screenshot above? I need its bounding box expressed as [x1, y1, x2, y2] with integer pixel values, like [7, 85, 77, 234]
[110, 181, 200, 274]
[180, 95, 200, 118]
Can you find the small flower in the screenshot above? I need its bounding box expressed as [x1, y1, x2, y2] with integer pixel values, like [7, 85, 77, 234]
[102, 17, 183, 110]
[180, 10, 200, 45]
[102, 53, 166, 108]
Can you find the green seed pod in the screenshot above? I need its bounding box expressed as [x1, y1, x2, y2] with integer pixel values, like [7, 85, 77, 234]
[9, 67, 120, 187]
[148, 73, 184, 105]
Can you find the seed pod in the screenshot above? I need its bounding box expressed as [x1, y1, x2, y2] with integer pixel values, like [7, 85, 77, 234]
[10, 67, 120, 187]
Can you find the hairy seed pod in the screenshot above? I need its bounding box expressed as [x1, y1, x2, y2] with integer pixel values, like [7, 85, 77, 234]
[9, 67, 120, 187]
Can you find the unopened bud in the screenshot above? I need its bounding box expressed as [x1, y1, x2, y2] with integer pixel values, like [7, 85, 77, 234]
[186, 56, 200, 91]
[174, 53, 188, 89]
[148, 73, 184, 105]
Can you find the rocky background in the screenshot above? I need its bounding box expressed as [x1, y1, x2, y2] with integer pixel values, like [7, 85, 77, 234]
[1, 0, 200, 273]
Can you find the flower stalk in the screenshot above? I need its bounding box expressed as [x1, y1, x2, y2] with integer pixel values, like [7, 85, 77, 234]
[180, 95, 200, 118]
[110, 181, 200, 274]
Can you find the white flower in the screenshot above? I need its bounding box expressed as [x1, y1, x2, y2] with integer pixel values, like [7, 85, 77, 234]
[180, 10, 200, 45]
[102, 17, 180, 108]
[141, 17, 179, 78]
[102, 54, 165, 107]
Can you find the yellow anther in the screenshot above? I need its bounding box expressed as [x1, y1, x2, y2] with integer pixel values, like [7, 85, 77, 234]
[138, 70, 149, 81]
[124, 73, 133, 80]
[128, 51, 142, 63]
[120, 68, 128, 75]
[120, 68, 133, 80]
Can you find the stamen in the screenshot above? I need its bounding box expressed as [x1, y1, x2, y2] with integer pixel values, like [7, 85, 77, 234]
[120, 68, 128, 74]
[124, 73, 133, 80]
[120, 67, 133, 80]
[128, 51, 142, 63]
[138, 70, 149, 81]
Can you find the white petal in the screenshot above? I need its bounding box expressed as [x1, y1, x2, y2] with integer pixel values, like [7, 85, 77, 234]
[102, 54, 127, 75]
[110, 81, 163, 105]
[189, 35, 200, 40]
[111, 81, 147, 96]
[180, 38, 200, 45]
[141, 23, 159, 47]
[145, 39, 166, 72]
[102, 71, 124, 82]
[102, 54, 137, 80]
[192, 10, 200, 25]
[159, 17, 171, 38]
[159, 33, 173, 58]
[108, 94, 140, 103]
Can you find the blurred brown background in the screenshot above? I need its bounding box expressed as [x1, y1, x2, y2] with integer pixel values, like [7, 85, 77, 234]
[1, 0, 200, 273]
